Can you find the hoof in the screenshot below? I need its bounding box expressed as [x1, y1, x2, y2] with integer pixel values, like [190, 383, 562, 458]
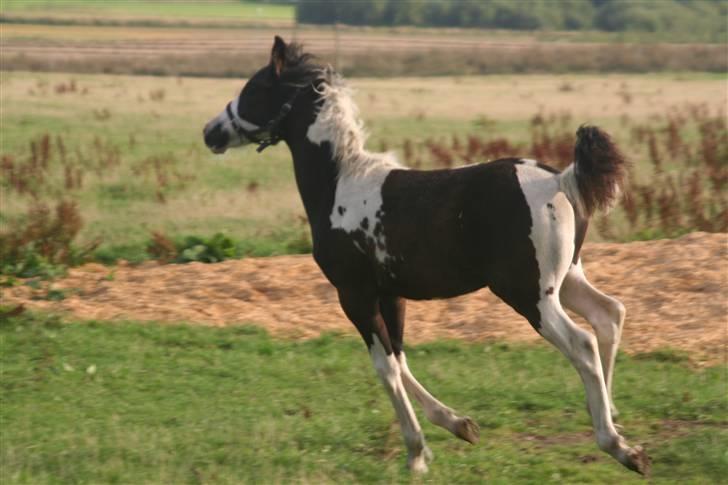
[624, 445, 651, 476]
[407, 444, 433, 473]
[455, 416, 480, 444]
[408, 454, 429, 474]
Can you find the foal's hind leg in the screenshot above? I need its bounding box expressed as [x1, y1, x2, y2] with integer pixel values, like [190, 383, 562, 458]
[536, 296, 649, 474]
[337, 288, 431, 473]
[560, 260, 626, 419]
[380, 296, 480, 445]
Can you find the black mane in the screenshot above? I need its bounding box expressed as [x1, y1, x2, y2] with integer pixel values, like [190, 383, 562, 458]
[279, 42, 324, 87]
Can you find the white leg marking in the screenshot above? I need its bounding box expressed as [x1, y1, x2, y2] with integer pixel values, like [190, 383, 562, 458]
[515, 163, 575, 299]
[537, 300, 645, 470]
[560, 260, 626, 418]
[370, 335, 430, 473]
[398, 353, 479, 444]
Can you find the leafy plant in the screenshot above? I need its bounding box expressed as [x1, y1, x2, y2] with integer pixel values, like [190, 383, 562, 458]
[177, 233, 237, 263]
[146, 231, 238, 264]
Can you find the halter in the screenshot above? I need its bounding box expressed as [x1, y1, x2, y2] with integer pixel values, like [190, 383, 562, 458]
[225, 87, 305, 153]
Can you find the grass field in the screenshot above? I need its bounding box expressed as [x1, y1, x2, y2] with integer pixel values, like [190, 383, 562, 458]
[1, 311, 725, 483]
[1, 70, 725, 267]
[0, 0, 294, 25]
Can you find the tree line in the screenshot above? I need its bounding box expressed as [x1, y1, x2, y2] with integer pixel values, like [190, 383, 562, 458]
[294, 0, 726, 35]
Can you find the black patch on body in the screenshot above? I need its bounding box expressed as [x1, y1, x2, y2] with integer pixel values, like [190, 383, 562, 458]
[369, 159, 543, 330]
[338, 206, 346, 215]
[360, 217, 369, 230]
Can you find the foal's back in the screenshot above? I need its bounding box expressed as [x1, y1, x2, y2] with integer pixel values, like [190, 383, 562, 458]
[358, 158, 572, 301]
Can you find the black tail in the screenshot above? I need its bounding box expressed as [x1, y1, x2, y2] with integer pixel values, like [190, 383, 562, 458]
[560, 125, 626, 216]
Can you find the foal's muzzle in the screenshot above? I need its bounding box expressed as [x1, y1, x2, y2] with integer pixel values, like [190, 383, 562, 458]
[203, 120, 231, 154]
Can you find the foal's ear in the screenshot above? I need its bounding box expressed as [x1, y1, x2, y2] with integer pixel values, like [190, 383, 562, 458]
[271, 35, 287, 77]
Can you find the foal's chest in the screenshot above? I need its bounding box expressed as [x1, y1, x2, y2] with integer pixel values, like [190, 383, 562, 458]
[329, 169, 394, 266]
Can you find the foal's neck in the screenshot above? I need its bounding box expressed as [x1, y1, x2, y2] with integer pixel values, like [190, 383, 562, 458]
[285, 135, 339, 230]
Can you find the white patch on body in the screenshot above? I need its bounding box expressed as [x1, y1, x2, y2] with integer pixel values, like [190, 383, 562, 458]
[329, 169, 391, 262]
[305, 72, 405, 265]
[515, 163, 575, 304]
[520, 158, 538, 166]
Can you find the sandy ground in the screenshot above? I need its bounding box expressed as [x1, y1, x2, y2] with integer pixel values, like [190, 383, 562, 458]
[3, 232, 726, 366]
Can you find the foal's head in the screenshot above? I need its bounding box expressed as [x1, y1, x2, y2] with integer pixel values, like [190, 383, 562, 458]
[202, 36, 321, 154]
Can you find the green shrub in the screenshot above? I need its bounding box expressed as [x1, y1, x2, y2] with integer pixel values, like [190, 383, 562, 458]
[176, 233, 237, 263]
[0, 244, 66, 279]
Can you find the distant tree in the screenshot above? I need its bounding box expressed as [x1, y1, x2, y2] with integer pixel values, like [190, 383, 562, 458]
[560, 0, 596, 30]
[594, 0, 662, 32]
[294, 0, 726, 39]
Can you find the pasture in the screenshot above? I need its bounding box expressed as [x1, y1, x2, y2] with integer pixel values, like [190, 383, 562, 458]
[0, 0, 294, 25]
[1, 13, 727, 482]
[1, 311, 725, 483]
[1, 70, 725, 267]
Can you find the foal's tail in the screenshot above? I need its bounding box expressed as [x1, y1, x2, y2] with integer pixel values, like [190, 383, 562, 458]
[559, 125, 626, 217]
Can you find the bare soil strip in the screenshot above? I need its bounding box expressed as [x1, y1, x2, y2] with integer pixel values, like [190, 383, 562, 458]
[3, 232, 726, 366]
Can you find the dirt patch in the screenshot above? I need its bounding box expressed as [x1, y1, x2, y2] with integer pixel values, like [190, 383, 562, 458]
[3, 232, 726, 366]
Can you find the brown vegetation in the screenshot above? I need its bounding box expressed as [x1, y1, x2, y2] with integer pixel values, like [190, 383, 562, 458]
[0, 199, 97, 268]
[408, 103, 727, 239]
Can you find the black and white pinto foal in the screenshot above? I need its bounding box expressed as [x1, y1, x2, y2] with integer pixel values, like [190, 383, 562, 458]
[203, 37, 650, 475]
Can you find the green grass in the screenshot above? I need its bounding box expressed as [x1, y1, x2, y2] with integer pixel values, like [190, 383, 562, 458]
[0, 0, 294, 23]
[1, 311, 726, 483]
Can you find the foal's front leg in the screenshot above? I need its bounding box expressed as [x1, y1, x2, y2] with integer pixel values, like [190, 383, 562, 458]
[337, 288, 431, 473]
[379, 296, 480, 445]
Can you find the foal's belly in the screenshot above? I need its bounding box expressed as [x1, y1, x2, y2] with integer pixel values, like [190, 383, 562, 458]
[392, 279, 489, 301]
[381, 257, 491, 300]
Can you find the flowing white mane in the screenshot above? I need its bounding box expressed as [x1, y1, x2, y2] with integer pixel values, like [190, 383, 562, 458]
[306, 71, 403, 178]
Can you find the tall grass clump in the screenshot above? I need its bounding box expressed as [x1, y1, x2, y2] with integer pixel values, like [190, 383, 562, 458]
[618, 104, 728, 239]
[402, 103, 727, 241]
[0, 200, 93, 279]
[0, 133, 97, 278]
